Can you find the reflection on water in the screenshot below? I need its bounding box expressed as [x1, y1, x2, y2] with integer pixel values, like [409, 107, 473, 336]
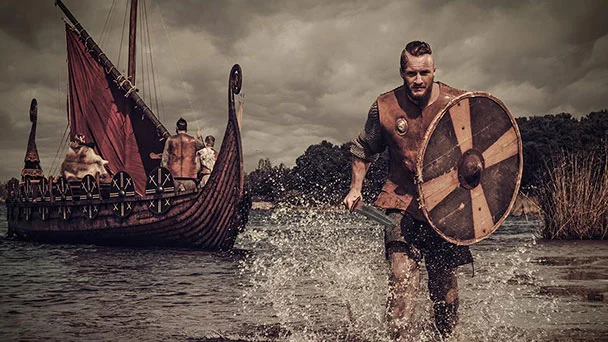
[1, 205, 607, 341]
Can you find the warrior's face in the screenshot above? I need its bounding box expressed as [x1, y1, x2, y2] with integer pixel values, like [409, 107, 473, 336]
[402, 52, 436, 104]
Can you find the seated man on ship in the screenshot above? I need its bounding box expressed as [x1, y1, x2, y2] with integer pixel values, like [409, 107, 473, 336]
[161, 118, 204, 191]
[196, 135, 218, 186]
[60, 133, 109, 181]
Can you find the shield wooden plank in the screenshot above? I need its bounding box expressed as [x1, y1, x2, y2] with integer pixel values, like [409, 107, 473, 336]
[416, 92, 523, 245]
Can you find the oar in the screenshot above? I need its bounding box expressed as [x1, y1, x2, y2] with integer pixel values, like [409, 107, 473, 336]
[351, 197, 395, 227]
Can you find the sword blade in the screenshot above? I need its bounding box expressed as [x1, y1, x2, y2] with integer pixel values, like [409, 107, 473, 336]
[354, 203, 395, 227]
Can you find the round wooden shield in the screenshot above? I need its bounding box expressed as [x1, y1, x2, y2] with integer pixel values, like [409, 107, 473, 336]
[38, 177, 50, 202]
[24, 207, 32, 221]
[82, 204, 99, 220]
[110, 171, 135, 218]
[81, 174, 100, 199]
[416, 92, 523, 245]
[146, 167, 174, 214]
[58, 205, 72, 221]
[53, 176, 73, 202]
[23, 176, 34, 202]
[39, 206, 49, 221]
[145, 167, 175, 195]
[109, 171, 135, 199]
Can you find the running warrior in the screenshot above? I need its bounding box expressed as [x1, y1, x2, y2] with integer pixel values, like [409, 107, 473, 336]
[344, 41, 471, 339]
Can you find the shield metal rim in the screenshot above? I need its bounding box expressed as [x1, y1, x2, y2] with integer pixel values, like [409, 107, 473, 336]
[415, 91, 523, 245]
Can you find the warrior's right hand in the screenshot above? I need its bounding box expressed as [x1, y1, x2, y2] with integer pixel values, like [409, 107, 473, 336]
[343, 189, 362, 212]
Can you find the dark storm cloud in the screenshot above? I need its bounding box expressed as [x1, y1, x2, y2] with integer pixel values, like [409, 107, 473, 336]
[0, 108, 29, 148]
[0, 0, 607, 181]
[0, 0, 110, 49]
[158, 0, 392, 54]
[0, 1, 57, 48]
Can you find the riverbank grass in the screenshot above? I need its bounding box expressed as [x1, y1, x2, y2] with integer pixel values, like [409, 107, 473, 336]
[537, 151, 608, 239]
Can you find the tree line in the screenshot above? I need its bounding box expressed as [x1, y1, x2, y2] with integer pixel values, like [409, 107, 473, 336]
[246, 110, 608, 205]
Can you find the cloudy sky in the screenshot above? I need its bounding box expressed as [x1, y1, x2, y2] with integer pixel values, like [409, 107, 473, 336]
[0, 0, 607, 180]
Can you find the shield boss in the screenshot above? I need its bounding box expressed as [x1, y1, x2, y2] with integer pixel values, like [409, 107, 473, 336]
[416, 92, 523, 245]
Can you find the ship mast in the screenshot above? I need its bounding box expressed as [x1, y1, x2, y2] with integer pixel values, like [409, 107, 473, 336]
[55, 0, 169, 140]
[128, 0, 137, 85]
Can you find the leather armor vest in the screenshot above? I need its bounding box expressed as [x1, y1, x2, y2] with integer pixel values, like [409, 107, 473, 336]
[165, 133, 198, 179]
[375, 82, 464, 219]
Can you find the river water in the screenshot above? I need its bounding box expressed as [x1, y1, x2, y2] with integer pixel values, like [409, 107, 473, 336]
[1, 205, 607, 341]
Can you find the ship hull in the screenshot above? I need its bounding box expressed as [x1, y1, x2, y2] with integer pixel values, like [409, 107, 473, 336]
[6, 118, 249, 250]
[6, 66, 249, 251]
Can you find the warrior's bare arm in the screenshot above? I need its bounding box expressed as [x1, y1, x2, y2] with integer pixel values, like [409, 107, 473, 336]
[343, 100, 383, 211]
[343, 156, 371, 211]
[194, 132, 205, 150]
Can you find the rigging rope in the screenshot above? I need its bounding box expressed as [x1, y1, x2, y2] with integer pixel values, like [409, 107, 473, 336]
[139, 1, 148, 112]
[153, 0, 199, 131]
[116, 0, 130, 71]
[49, 123, 70, 177]
[137, 1, 146, 108]
[139, 0, 151, 116]
[137, 0, 153, 119]
[49, 6, 71, 177]
[98, 0, 117, 48]
[144, 0, 162, 121]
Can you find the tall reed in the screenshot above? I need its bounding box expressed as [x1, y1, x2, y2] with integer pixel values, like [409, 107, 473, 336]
[537, 150, 608, 239]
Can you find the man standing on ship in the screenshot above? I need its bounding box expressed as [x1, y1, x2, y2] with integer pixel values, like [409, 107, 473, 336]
[162, 118, 204, 191]
[343, 41, 473, 340]
[196, 135, 218, 186]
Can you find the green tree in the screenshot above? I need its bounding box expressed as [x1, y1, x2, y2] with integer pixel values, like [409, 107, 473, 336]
[517, 113, 582, 190]
[0, 180, 7, 201]
[580, 110, 608, 153]
[289, 140, 351, 205]
[516, 111, 608, 191]
[246, 158, 291, 202]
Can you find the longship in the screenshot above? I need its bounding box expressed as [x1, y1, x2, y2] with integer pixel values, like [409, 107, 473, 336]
[5, 0, 250, 250]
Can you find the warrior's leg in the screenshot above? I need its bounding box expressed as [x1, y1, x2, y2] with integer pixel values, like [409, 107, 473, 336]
[386, 248, 420, 340]
[384, 211, 424, 340]
[427, 266, 459, 337]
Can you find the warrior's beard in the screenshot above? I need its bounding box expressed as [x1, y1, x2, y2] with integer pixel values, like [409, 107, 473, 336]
[406, 80, 434, 106]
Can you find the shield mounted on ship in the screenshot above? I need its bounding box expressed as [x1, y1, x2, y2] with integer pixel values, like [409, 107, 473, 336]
[416, 92, 523, 245]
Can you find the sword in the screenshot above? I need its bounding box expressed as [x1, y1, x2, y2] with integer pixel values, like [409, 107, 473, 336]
[351, 197, 395, 227]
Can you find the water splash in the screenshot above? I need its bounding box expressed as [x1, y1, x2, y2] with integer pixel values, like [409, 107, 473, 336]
[236, 210, 608, 341]
[238, 206, 390, 341]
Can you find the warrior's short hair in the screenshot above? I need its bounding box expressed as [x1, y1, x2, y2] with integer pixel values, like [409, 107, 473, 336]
[400, 41, 433, 73]
[176, 117, 187, 131]
[205, 135, 215, 146]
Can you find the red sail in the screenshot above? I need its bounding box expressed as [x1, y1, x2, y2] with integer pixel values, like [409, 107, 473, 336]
[66, 25, 149, 194]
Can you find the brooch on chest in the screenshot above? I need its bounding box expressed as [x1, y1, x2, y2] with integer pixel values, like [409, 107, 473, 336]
[396, 117, 408, 136]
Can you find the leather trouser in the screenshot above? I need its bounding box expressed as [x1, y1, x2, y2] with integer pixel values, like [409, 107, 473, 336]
[385, 210, 462, 339]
